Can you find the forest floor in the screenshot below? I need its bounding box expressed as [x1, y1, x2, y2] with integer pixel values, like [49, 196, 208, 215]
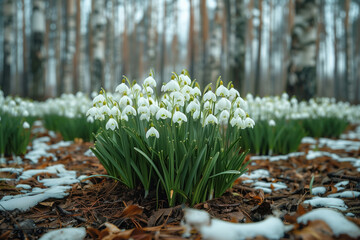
[0, 124, 360, 240]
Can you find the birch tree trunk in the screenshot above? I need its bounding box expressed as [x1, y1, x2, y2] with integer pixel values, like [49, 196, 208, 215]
[2, 0, 15, 96]
[287, 0, 318, 100]
[91, 0, 106, 92]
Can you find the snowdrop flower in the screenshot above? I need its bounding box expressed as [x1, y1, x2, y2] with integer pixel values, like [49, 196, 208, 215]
[173, 111, 187, 124]
[121, 113, 129, 121]
[179, 74, 191, 86]
[115, 82, 130, 96]
[138, 97, 149, 107]
[110, 106, 120, 117]
[131, 83, 142, 95]
[86, 106, 98, 117]
[156, 108, 172, 120]
[99, 105, 111, 116]
[170, 92, 185, 107]
[190, 86, 201, 97]
[119, 95, 133, 109]
[193, 110, 201, 120]
[106, 118, 118, 130]
[215, 84, 229, 97]
[219, 110, 230, 124]
[92, 94, 106, 105]
[87, 116, 94, 123]
[140, 113, 150, 121]
[142, 86, 154, 95]
[204, 114, 218, 125]
[146, 126, 160, 138]
[181, 85, 192, 100]
[268, 119, 276, 126]
[233, 108, 246, 119]
[23, 121, 30, 129]
[143, 75, 156, 88]
[122, 105, 137, 116]
[149, 101, 160, 116]
[186, 100, 200, 114]
[230, 116, 246, 129]
[229, 87, 240, 101]
[244, 117, 255, 128]
[162, 80, 180, 92]
[203, 101, 212, 110]
[203, 90, 216, 102]
[138, 106, 150, 116]
[215, 98, 231, 114]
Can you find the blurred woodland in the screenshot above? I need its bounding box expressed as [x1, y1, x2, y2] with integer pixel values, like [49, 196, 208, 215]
[0, 0, 359, 102]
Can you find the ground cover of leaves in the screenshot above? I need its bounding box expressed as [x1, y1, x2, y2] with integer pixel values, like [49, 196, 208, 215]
[0, 125, 359, 239]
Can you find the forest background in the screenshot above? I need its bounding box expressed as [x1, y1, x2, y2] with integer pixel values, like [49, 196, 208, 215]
[0, 0, 359, 103]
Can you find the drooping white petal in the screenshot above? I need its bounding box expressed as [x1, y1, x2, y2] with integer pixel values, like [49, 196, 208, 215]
[105, 118, 118, 130]
[146, 127, 160, 138]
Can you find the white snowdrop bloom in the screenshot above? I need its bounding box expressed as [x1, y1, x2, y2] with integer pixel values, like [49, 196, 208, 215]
[140, 113, 150, 121]
[122, 105, 137, 116]
[131, 83, 142, 95]
[219, 110, 230, 124]
[87, 116, 94, 123]
[170, 92, 185, 107]
[143, 75, 156, 88]
[163, 80, 180, 92]
[193, 110, 201, 120]
[215, 98, 231, 114]
[99, 105, 111, 116]
[117, 111, 127, 120]
[156, 108, 172, 120]
[268, 119, 276, 126]
[146, 126, 160, 138]
[86, 107, 98, 117]
[138, 106, 150, 116]
[190, 86, 201, 97]
[181, 85, 192, 100]
[23, 110, 29, 117]
[233, 108, 246, 119]
[110, 106, 121, 117]
[92, 94, 106, 105]
[230, 116, 246, 129]
[204, 114, 218, 125]
[186, 100, 200, 113]
[215, 85, 229, 97]
[244, 117, 255, 128]
[115, 83, 130, 96]
[149, 104, 160, 116]
[106, 118, 118, 130]
[203, 101, 212, 110]
[234, 96, 248, 110]
[142, 86, 154, 95]
[228, 88, 240, 101]
[203, 90, 216, 102]
[281, 92, 289, 100]
[23, 121, 30, 129]
[119, 95, 133, 109]
[173, 111, 187, 124]
[138, 97, 149, 107]
[179, 74, 191, 86]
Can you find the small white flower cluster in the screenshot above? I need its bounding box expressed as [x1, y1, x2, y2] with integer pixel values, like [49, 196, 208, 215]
[37, 92, 93, 119]
[0, 90, 38, 118]
[246, 93, 360, 123]
[86, 72, 255, 138]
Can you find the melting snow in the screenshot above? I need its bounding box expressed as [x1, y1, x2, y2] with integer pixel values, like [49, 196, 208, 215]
[297, 208, 360, 238]
[183, 208, 288, 240]
[303, 197, 347, 211]
[0, 186, 71, 211]
[328, 191, 360, 198]
[334, 180, 349, 188]
[311, 186, 326, 195]
[39, 227, 86, 240]
[318, 138, 360, 152]
[250, 152, 304, 162]
[253, 181, 287, 192]
[84, 149, 96, 157]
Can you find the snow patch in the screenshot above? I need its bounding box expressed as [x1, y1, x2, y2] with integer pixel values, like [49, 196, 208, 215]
[183, 208, 288, 240]
[303, 197, 347, 211]
[311, 186, 326, 195]
[328, 191, 360, 198]
[39, 227, 86, 240]
[297, 208, 360, 238]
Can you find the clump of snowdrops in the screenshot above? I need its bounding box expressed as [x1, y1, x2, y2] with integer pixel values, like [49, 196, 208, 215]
[39, 92, 102, 141]
[0, 91, 34, 156]
[88, 71, 255, 206]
